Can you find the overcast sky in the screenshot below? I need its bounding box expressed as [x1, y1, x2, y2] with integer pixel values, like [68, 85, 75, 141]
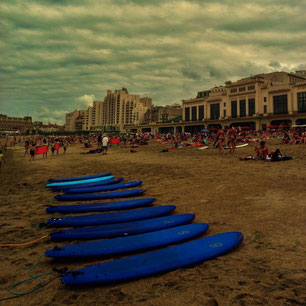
[1, 0, 305, 124]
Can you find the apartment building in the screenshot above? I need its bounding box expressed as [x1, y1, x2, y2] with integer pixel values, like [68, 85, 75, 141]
[82, 88, 152, 131]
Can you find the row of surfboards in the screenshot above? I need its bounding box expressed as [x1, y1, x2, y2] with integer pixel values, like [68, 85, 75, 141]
[45, 173, 243, 286]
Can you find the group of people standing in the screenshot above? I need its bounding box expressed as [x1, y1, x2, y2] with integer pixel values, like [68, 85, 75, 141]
[216, 127, 238, 155]
[24, 137, 68, 161]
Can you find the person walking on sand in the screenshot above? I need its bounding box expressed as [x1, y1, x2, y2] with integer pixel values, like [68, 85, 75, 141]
[55, 139, 60, 155]
[63, 140, 67, 154]
[24, 140, 30, 156]
[42, 138, 48, 159]
[98, 134, 102, 146]
[50, 139, 55, 156]
[216, 128, 226, 155]
[228, 127, 237, 153]
[101, 134, 109, 155]
[29, 143, 35, 161]
[0, 150, 7, 169]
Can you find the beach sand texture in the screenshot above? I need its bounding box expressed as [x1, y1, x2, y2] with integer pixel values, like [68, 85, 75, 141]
[0, 141, 305, 305]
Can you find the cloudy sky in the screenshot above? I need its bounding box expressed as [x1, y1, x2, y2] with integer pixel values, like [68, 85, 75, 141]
[1, 0, 305, 124]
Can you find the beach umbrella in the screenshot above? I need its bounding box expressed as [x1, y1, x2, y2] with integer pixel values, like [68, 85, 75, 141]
[241, 126, 251, 130]
[201, 129, 209, 133]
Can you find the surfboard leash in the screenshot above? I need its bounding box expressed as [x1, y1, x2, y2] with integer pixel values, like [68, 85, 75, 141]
[0, 219, 59, 247]
[0, 235, 48, 247]
[0, 254, 68, 302]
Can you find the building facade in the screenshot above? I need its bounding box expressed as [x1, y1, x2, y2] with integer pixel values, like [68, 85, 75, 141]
[82, 88, 152, 131]
[124, 71, 306, 134]
[181, 71, 306, 130]
[0, 114, 33, 132]
[144, 104, 182, 124]
[65, 110, 85, 131]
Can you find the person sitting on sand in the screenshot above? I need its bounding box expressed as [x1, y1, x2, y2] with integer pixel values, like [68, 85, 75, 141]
[288, 132, 299, 145]
[255, 141, 269, 160]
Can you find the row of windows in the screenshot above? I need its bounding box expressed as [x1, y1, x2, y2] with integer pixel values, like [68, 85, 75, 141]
[230, 85, 255, 93]
[184, 99, 256, 121]
[184, 92, 306, 120]
[231, 99, 255, 118]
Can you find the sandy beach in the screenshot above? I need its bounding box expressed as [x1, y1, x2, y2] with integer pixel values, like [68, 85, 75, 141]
[0, 141, 305, 305]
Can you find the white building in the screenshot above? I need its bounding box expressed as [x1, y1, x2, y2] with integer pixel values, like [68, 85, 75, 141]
[82, 88, 152, 131]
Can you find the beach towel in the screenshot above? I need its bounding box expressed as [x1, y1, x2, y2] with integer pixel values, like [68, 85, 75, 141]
[35, 145, 48, 154]
[54, 143, 60, 150]
[110, 138, 120, 144]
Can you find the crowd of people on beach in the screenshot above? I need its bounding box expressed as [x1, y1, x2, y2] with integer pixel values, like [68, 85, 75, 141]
[156, 126, 305, 157]
[0, 125, 304, 165]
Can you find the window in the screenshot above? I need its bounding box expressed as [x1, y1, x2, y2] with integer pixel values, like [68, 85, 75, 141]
[191, 106, 197, 121]
[239, 87, 246, 92]
[231, 88, 237, 93]
[224, 102, 226, 107]
[185, 107, 190, 121]
[248, 85, 255, 91]
[231, 101, 237, 118]
[210, 104, 220, 120]
[223, 109, 226, 117]
[248, 99, 255, 116]
[197, 90, 210, 98]
[297, 92, 306, 113]
[199, 105, 204, 120]
[264, 105, 267, 113]
[240, 100, 246, 117]
[273, 95, 288, 114]
[264, 97, 267, 102]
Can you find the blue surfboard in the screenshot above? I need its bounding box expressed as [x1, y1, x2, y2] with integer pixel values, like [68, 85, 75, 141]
[51, 178, 123, 192]
[46, 175, 114, 187]
[61, 232, 243, 286]
[47, 205, 175, 227]
[46, 198, 156, 214]
[65, 181, 142, 194]
[50, 214, 195, 241]
[45, 223, 209, 259]
[48, 173, 111, 183]
[54, 189, 145, 202]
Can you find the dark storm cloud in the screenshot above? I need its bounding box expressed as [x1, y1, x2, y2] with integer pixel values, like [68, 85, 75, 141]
[0, 0, 305, 123]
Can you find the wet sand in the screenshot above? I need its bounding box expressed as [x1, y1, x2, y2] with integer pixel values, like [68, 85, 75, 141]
[0, 141, 305, 305]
